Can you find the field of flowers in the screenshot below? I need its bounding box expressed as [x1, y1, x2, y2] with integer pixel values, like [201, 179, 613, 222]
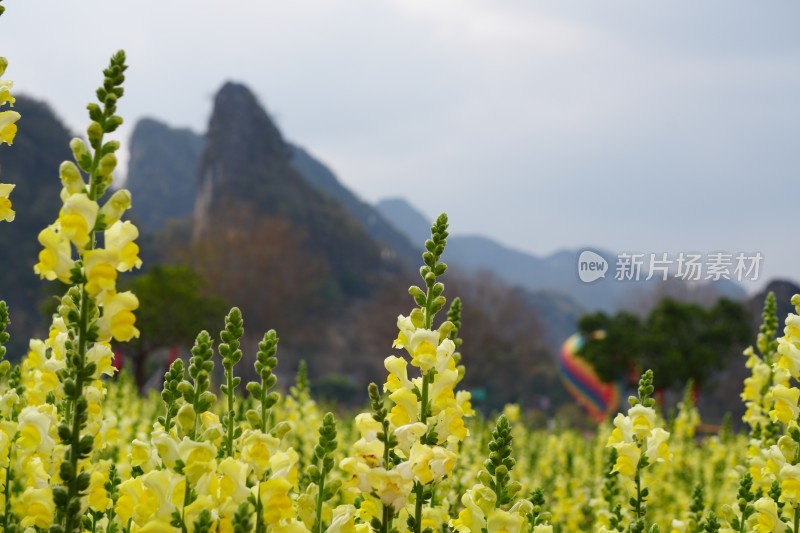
[2, 6, 800, 532]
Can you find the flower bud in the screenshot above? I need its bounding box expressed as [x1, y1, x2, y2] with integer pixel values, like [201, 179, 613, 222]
[99, 189, 131, 226]
[270, 421, 292, 439]
[87, 121, 103, 148]
[70, 138, 91, 168]
[59, 161, 85, 195]
[98, 153, 117, 178]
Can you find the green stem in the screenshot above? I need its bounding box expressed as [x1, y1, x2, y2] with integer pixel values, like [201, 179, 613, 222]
[382, 504, 395, 533]
[419, 371, 430, 425]
[794, 506, 799, 533]
[64, 285, 90, 533]
[260, 387, 268, 434]
[3, 441, 11, 530]
[164, 405, 173, 435]
[178, 474, 193, 533]
[256, 474, 265, 533]
[634, 466, 642, 532]
[181, 389, 202, 530]
[382, 418, 391, 468]
[225, 367, 234, 457]
[413, 369, 431, 533]
[315, 471, 325, 533]
[414, 482, 424, 533]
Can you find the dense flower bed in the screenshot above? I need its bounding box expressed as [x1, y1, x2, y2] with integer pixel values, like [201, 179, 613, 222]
[1, 5, 800, 532]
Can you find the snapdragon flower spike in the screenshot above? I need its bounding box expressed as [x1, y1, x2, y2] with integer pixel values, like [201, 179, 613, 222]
[308, 412, 339, 533]
[687, 483, 705, 531]
[758, 292, 779, 361]
[446, 297, 466, 382]
[702, 511, 720, 532]
[369, 381, 397, 465]
[0, 52, 20, 150]
[606, 369, 670, 533]
[180, 330, 216, 439]
[742, 293, 784, 439]
[291, 359, 311, 403]
[446, 297, 463, 352]
[449, 416, 536, 533]
[245, 329, 279, 433]
[728, 473, 756, 531]
[479, 415, 521, 508]
[232, 501, 254, 533]
[601, 448, 623, 530]
[159, 358, 186, 434]
[408, 213, 449, 329]
[219, 307, 244, 457]
[192, 509, 214, 533]
[527, 488, 553, 530]
[0, 51, 20, 222]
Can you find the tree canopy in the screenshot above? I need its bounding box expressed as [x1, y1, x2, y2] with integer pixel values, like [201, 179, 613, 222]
[123, 264, 229, 388]
[577, 297, 751, 391]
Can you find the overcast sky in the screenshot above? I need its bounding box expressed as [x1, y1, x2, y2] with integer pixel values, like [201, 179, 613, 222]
[2, 0, 798, 288]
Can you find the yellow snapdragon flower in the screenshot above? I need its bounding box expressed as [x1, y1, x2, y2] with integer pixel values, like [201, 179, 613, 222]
[450, 483, 496, 533]
[629, 404, 657, 440]
[487, 509, 526, 533]
[753, 497, 786, 533]
[57, 192, 98, 249]
[240, 429, 281, 477]
[768, 385, 800, 425]
[217, 457, 251, 511]
[15, 486, 55, 529]
[97, 290, 140, 342]
[0, 109, 19, 145]
[16, 405, 56, 456]
[779, 463, 800, 506]
[366, 463, 415, 511]
[0, 57, 19, 146]
[105, 220, 142, 271]
[408, 441, 456, 484]
[84, 247, 120, 296]
[258, 477, 294, 524]
[0, 183, 14, 222]
[612, 442, 641, 478]
[33, 224, 75, 282]
[0, 80, 13, 106]
[88, 469, 112, 512]
[178, 437, 217, 483]
[328, 504, 360, 533]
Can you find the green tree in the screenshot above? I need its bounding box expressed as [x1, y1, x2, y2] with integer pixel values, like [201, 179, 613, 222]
[578, 298, 750, 391]
[577, 310, 641, 384]
[123, 264, 229, 389]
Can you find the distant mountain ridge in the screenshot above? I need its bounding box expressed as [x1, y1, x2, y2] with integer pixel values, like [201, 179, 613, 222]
[126, 118, 203, 231]
[120, 83, 746, 343]
[375, 197, 746, 313]
[193, 82, 395, 294]
[288, 145, 420, 267]
[125, 102, 420, 270]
